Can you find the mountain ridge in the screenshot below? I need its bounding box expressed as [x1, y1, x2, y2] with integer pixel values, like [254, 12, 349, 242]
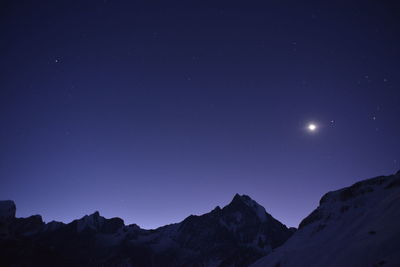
[1, 170, 400, 267]
[0, 193, 293, 267]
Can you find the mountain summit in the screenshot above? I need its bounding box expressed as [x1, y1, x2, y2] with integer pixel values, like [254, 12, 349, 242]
[228, 194, 269, 222]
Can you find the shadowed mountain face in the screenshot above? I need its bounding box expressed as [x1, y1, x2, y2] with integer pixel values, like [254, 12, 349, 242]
[0, 194, 293, 267]
[251, 170, 400, 267]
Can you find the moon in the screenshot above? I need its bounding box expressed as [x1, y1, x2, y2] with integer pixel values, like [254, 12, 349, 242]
[308, 123, 317, 132]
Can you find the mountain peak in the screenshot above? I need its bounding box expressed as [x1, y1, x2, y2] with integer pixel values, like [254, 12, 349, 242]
[76, 211, 105, 232]
[231, 193, 252, 203]
[90, 211, 100, 217]
[229, 194, 268, 222]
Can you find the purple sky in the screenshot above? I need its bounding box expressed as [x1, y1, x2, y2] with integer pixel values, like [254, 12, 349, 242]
[1, 1, 399, 229]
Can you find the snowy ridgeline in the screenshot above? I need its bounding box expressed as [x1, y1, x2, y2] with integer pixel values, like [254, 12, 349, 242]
[251, 171, 400, 267]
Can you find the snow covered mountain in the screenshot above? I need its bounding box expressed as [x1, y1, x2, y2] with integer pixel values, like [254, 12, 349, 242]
[251, 170, 400, 267]
[0, 194, 292, 267]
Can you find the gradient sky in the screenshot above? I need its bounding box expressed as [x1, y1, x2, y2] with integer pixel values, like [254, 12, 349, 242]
[1, 1, 399, 229]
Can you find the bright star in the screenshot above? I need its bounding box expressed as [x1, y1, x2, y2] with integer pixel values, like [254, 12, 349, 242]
[308, 123, 317, 131]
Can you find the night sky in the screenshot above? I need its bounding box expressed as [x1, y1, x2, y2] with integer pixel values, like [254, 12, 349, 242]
[1, 1, 399, 229]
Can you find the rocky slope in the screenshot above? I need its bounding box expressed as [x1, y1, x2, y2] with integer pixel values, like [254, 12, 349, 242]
[0, 194, 293, 267]
[251, 170, 400, 267]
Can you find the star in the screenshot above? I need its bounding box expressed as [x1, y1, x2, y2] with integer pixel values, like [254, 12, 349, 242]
[308, 123, 317, 132]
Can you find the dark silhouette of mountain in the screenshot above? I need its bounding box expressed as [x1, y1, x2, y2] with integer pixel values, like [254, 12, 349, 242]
[251, 170, 400, 267]
[0, 194, 293, 267]
[2, 170, 399, 267]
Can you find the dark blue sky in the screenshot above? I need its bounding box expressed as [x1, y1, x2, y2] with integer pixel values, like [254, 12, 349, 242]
[1, 1, 399, 229]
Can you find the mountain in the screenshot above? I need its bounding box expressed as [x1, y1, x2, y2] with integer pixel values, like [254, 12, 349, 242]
[0, 194, 293, 267]
[251, 170, 400, 267]
[2, 170, 399, 267]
